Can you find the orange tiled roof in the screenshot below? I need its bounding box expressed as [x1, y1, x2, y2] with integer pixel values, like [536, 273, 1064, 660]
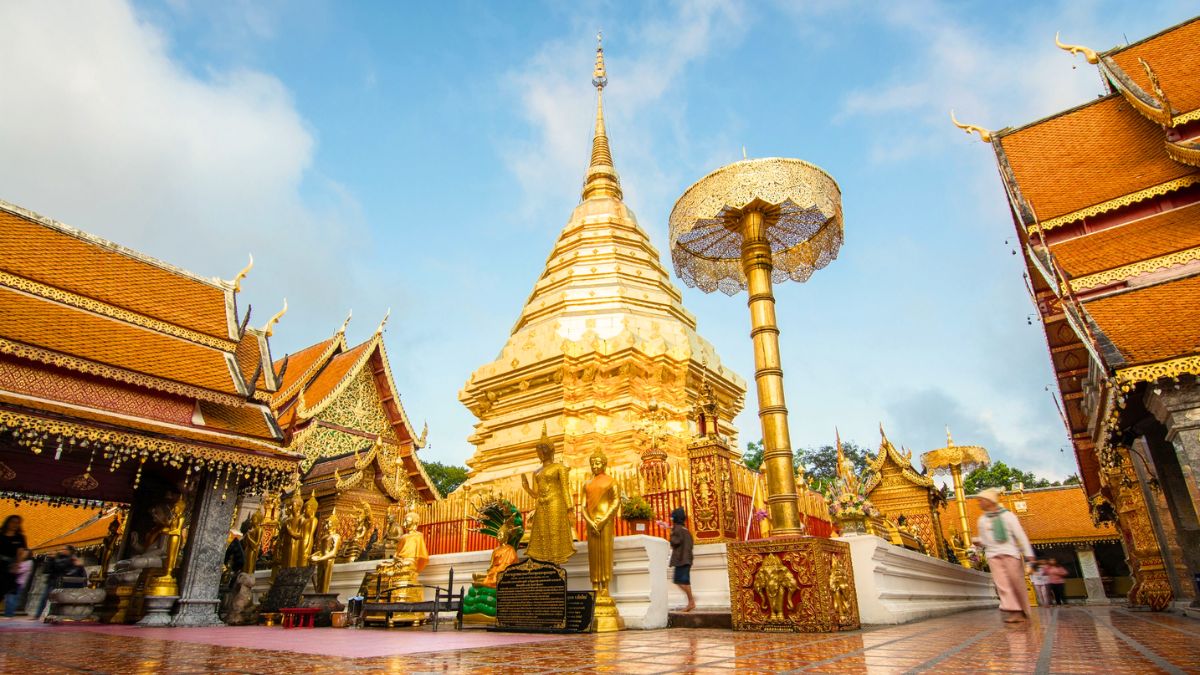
[1108, 17, 1200, 117]
[942, 486, 1118, 544]
[197, 401, 276, 439]
[33, 513, 117, 554]
[270, 336, 340, 408]
[1054, 202, 1200, 278]
[0, 500, 102, 551]
[1086, 274, 1200, 365]
[0, 286, 238, 395]
[0, 207, 231, 340]
[1000, 96, 1195, 223]
[298, 340, 372, 415]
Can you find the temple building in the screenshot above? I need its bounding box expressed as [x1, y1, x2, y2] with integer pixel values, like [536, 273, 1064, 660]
[966, 16, 1200, 609]
[0, 199, 299, 625]
[943, 486, 1128, 603]
[266, 317, 439, 550]
[863, 429, 947, 558]
[458, 40, 747, 489]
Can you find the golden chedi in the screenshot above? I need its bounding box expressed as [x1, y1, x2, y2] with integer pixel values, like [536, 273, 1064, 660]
[458, 34, 746, 488]
[520, 426, 576, 565]
[583, 448, 624, 631]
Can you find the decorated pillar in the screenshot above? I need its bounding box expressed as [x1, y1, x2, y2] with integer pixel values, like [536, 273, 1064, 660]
[171, 473, 241, 626]
[687, 387, 739, 543]
[1103, 445, 1173, 611]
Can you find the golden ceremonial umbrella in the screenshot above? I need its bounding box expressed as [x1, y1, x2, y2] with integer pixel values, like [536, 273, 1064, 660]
[669, 158, 843, 535]
[921, 429, 990, 551]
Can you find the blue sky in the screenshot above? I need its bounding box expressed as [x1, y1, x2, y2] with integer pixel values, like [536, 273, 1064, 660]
[2, 1, 1195, 481]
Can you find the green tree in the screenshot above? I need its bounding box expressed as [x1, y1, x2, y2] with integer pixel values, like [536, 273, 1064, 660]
[1063, 474, 1081, 485]
[423, 461, 469, 496]
[961, 461, 1051, 495]
[795, 441, 872, 490]
[742, 440, 764, 471]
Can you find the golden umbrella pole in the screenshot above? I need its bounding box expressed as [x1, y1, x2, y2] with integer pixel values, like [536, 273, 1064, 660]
[739, 210, 803, 534]
[950, 463, 969, 544]
[669, 158, 844, 538]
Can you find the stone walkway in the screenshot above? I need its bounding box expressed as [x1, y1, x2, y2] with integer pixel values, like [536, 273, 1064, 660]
[0, 606, 1196, 673]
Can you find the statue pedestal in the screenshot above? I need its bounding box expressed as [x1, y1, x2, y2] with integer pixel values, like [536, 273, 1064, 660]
[46, 587, 107, 623]
[137, 595, 178, 626]
[726, 536, 859, 632]
[592, 593, 625, 632]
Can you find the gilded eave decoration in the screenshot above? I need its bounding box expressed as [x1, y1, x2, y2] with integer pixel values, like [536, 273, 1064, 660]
[1115, 354, 1200, 388]
[330, 440, 419, 504]
[864, 432, 933, 493]
[0, 408, 296, 489]
[1027, 175, 1200, 235]
[1065, 246, 1200, 292]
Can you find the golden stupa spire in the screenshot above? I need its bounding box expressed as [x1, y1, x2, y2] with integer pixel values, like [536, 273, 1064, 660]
[582, 31, 622, 201]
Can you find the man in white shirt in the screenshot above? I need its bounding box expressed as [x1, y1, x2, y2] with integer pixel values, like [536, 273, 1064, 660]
[971, 487, 1034, 623]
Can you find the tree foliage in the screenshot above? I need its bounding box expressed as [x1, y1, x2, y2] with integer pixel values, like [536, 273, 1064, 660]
[961, 461, 1051, 495]
[423, 461, 469, 496]
[742, 439, 874, 490]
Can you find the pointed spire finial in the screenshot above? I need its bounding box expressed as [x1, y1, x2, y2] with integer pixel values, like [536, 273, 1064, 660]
[338, 309, 352, 334]
[945, 425, 954, 447]
[263, 298, 287, 337]
[582, 31, 622, 201]
[375, 308, 390, 335]
[232, 254, 254, 293]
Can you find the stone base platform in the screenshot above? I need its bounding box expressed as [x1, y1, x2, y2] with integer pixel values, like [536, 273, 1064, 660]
[836, 533, 998, 624]
[668, 610, 731, 629]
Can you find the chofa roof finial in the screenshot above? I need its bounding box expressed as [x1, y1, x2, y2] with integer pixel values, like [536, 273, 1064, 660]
[1055, 32, 1099, 65]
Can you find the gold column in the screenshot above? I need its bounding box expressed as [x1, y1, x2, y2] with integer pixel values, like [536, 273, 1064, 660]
[950, 463, 969, 543]
[739, 210, 803, 536]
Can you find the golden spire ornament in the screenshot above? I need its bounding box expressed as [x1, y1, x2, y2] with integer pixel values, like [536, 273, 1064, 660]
[582, 30, 621, 201]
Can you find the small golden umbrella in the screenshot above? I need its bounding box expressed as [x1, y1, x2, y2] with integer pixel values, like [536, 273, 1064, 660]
[669, 158, 843, 535]
[921, 429, 990, 552]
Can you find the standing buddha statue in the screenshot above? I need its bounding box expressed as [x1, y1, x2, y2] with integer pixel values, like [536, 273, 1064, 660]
[520, 424, 575, 565]
[146, 494, 187, 597]
[280, 491, 304, 568]
[298, 492, 320, 565]
[583, 448, 624, 631]
[310, 517, 342, 594]
[241, 508, 263, 575]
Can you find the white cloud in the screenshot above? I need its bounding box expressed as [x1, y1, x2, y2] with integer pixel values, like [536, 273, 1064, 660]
[0, 0, 378, 346]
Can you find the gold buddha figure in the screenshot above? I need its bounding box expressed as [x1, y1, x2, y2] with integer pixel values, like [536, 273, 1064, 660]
[277, 490, 304, 568]
[146, 494, 187, 597]
[241, 509, 263, 575]
[520, 425, 576, 566]
[298, 492, 319, 564]
[583, 448, 625, 631]
[310, 517, 342, 594]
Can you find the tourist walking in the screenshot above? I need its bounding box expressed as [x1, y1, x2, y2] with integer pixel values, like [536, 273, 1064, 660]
[668, 508, 695, 613]
[5, 549, 31, 617]
[0, 515, 27, 614]
[972, 487, 1034, 623]
[1043, 558, 1069, 606]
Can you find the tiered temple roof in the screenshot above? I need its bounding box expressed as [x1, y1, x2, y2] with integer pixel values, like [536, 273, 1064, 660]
[269, 318, 438, 502]
[0, 200, 297, 499]
[983, 16, 1200, 497]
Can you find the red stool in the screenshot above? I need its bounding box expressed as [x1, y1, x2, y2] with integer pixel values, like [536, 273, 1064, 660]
[280, 607, 320, 628]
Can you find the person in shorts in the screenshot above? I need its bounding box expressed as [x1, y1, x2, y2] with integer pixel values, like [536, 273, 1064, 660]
[669, 508, 694, 612]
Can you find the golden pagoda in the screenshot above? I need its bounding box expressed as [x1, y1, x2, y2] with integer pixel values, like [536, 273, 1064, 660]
[459, 36, 746, 487]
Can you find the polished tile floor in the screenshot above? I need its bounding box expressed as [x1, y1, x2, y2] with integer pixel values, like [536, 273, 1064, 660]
[0, 606, 1196, 674]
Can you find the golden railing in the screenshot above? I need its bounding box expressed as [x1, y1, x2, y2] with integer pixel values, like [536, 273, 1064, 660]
[416, 462, 832, 555]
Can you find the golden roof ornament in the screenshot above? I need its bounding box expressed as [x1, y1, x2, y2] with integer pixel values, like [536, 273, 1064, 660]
[375, 308, 391, 335]
[337, 309, 352, 335]
[949, 110, 992, 143]
[232, 254, 253, 293]
[582, 30, 622, 201]
[263, 298, 288, 337]
[1055, 32, 1099, 65]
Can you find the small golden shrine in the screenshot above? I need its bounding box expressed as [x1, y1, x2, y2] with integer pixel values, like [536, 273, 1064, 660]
[864, 427, 946, 558]
[266, 315, 438, 554]
[457, 37, 746, 488]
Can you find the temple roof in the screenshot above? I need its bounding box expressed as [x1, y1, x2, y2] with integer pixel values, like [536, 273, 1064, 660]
[1107, 16, 1200, 119]
[270, 319, 436, 501]
[1054, 201, 1200, 280]
[0, 499, 103, 552]
[865, 427, 933, 492]
[1086, 274, 1200, 367]
[998, 95, 1195, 227]
[0, 200, 292, 477]
[32, 512, 118, 555]
[942, 485, 1119, 545]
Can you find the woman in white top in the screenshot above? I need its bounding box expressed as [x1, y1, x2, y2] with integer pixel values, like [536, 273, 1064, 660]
[971, 487, 1035, 623]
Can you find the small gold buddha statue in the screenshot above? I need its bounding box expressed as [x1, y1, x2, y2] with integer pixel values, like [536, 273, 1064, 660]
[310, 517, 342, 594]
[520, 424, 575, 565]
[241, 509, 263, 575]
[583, 448, 624, 631]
